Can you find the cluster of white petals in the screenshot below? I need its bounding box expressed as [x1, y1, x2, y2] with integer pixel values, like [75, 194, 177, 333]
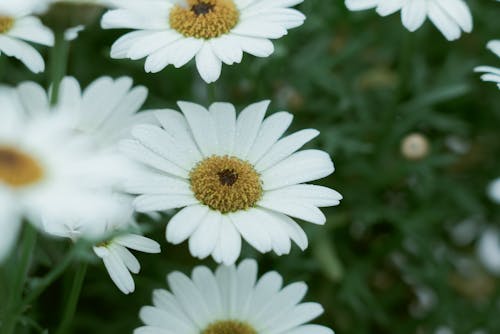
[136, 259, 334, 334]
[475, 40, 500, 89]
[0, 0, 54, 72]
[345, 0, 473, 41]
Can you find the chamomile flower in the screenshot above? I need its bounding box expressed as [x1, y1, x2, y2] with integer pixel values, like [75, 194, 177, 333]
[345, 0, 473, 41]
[123, 101, 342, 265]
[475, 40, 500, 89]
[0, 0, 54, 73]
[101, 0, 306, 83]
[135, 259, 334, 334]
[0, 84, 120, 262]
[28, 76, 162, 293]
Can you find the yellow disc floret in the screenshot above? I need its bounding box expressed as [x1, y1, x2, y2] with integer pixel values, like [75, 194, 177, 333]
[0, 146, 44, 188]
[0, 15, 14, 34]
[169, 0, 239, 39]
[203, 320, 257, 334]
[190, 155, 262, 213]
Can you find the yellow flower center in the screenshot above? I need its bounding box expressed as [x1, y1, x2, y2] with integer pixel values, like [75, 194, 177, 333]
[203, 320, 257, 334]
[190, 156, 262, 214]
[169, 0, 239, 39]
[0, 146, 44, 188]
[0, 15, 14, 34]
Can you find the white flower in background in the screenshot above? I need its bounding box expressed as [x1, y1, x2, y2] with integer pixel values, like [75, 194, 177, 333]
[0, 84, 120, 262]
[477, 228, 500, 276]
[0, 0, 54, 73]
[345, 0, 473, 41]
[54, 76, 154, 149]
[101, 0, 306, 83]
[135, 259, 334, 334]
[123, 101, 342, 265]
[475, 40, 500, 90]
[36, 76, 161, 293]
[487, 177, 500, 204]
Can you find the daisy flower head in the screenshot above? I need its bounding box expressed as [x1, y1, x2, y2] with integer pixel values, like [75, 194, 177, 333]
[123, 100, 342, 265]
[475, 40, 500, 90]
[135, 259, 334, 334]
[8, 76, 162, 293]
[345, 0, 473, 41]
[0, 0, 54, 73]
[101, 0, 306, 83]
[0, 83, 124, 262]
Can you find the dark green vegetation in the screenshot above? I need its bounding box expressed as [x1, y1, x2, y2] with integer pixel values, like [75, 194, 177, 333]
[1, 1, 499, 333]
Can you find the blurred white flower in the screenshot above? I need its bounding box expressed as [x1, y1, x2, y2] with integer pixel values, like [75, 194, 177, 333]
[345, 0, 473, 41]
[0, 84, 121, 262]
[136, 259, 334, 334]
[477, 228, 500, 276]
[0, 0, 54, 72]
[475, 40, 500, 90]
[123, 100, 341, 265]
[101, 0, 306, 83]
[487, 177, 500, 204]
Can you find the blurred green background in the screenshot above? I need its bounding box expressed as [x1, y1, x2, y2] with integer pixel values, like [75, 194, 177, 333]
[1, 1, 500, 333]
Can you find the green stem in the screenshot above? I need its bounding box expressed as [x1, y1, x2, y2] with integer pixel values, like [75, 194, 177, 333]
[50, 29, 70, 105]
[55, 262, 88, 334]
[24, 246, 77, 306]
[2, 224, 37, 334]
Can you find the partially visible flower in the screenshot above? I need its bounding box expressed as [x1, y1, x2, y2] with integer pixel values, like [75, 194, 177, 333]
[0, 0, 54, 72]
[40, 76, 160, 293]
[54, 76, 154, 149]
[0, 84, 119, 262]
[101, 0, 306, 83]
[487, 177, 500, 204]
[135, 259, 334, 334]
[345, 0, 473, 41]
[477, 228, 500, 276]
[475, 40, 500, 90]
[123, 100, 342, 265]
[94, 233, 161, 295]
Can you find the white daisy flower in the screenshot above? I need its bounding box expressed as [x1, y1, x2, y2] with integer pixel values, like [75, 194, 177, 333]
[0, 84, 121, 262]
[345, 0, 473, 41]
[101, 0, 306, 83]
[123, 101, 342, 265]
[0, 0, 54, 73]
[475, 40, 500, 90]
[135, 259, 334, 334]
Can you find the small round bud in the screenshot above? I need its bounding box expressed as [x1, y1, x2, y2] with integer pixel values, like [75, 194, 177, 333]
[401, 133, 430, 161]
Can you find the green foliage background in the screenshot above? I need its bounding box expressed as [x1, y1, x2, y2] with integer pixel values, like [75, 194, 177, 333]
[1, 1, 500, 333]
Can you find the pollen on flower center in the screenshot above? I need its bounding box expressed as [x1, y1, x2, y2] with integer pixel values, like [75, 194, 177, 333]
[202, 320, 257, 334]
[0, 15, 14, 34]
[190, 156, 262, 214]
[169, 0, 239, 39]
[0, 146, 44, 188]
